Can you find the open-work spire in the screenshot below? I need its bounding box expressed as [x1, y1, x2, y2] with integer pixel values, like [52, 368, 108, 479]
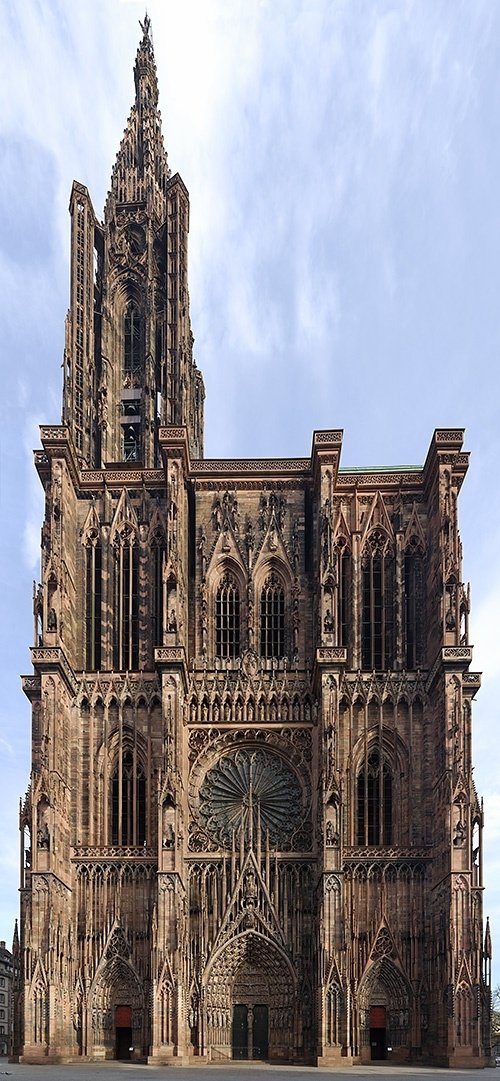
[107, 15, 170, 216]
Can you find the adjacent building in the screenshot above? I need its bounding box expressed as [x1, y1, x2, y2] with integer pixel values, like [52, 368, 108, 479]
[16, 19, 490, 1066]
[0, 937, 15, 1057]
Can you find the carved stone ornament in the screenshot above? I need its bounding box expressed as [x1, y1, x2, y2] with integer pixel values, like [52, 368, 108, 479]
[241, 649, 259, 679]
[199, 748, 303, 847]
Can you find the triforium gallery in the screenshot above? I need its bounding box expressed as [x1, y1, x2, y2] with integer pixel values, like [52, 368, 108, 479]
[15, 17, 491, 1068]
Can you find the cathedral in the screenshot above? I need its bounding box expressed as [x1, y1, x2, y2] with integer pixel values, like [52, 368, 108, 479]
[15, 19, 491, 1067]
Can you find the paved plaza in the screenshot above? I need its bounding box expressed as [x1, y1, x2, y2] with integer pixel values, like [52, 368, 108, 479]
[0, 1064, 497, 1081]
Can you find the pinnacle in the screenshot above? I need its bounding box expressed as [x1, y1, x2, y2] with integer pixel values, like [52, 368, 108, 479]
[134, 12, 159, 109]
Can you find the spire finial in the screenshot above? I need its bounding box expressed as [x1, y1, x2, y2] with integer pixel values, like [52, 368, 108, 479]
[139, 12, 152, 40]
[134, 11, 158, 107]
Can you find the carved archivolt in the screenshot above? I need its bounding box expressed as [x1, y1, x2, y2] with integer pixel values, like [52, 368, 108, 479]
[204, 930, 296, 1044]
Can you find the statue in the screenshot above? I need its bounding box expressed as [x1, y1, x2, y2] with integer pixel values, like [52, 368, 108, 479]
[198, 530, 207, 579]
[37, 823, 50, 849]
[163, 824, 175, 849]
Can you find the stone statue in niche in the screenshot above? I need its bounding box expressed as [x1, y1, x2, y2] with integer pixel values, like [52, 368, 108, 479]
[212, 490, 239, 533]
[258, 493, 268, 531]
[212, 498, 222, 531]
[323, 609, 334, 635]
[245, 518, 254, 563]
[292, 521, 300, 573]
[453, 819, 466, 847]
[223, 490, 239, 532]
[48, 607, 57, 631]
[326, 821, 339, 847]
[163, 824, 175, 849]
[198, 530, 207, 579]
[37, 823, 50, 849]
[97, 385, 108, 427]
[167, 610, 177, 634]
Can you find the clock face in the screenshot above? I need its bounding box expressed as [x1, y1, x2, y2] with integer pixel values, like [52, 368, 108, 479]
[198, 748, 303, 848]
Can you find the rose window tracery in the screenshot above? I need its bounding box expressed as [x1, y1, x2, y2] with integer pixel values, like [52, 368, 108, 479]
[199, 749, 303, 847]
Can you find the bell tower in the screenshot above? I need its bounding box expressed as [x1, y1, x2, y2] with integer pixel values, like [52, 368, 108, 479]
[62, 15, 204, 468]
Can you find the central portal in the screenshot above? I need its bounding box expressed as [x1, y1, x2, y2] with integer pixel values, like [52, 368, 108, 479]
[205, 931, 295, 1062]
[232, 1003, 269, 1060]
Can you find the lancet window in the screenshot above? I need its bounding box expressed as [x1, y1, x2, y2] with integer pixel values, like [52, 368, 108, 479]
[404, 537, 425, 669]
[111, 749, 146, 845]
[260, 571, 285, 658]
[123, 305, 142, 376]
[334, 538, 351, 648]
[215, 571, 240, 658]
[356, 749, 393, 845]
[85, 542, 102, 670]
[151, 541, 164, 648]
[112, 533, 139, 670]
[361, 530, 394, 670]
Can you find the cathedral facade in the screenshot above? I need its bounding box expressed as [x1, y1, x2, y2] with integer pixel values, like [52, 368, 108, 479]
[16, 20, 491, 1067]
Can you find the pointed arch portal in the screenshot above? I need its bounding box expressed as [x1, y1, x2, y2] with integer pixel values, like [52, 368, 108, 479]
[90, 955, 145, 1060]
[203, 931, 296, 1062]
[357, 956, 412, 1063]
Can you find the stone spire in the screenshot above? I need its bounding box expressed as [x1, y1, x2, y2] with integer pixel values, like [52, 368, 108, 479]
[106, 15, 170, 218]
[63, 17, 204, 469]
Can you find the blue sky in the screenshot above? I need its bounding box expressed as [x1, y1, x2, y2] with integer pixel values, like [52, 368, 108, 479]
[0, 0, 499, 985]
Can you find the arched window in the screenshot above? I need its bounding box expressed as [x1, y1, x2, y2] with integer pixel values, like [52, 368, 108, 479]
[335, 538, 351, 648]
[113, 536, 139, 670]
[85, 543, 102, 670]
[151, 541, 165, 648]
[260, 571, 285, 658]
[404, 538, 425, 669]
[356, 750, 392, 845]
[123, 305, 142, 375]
[111, 749, 146, 845]
[361, 530, 394, 670]
[215, 571, 240, 658]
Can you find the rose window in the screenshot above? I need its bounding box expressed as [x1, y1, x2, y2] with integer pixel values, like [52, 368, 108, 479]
[199, 748, 303, 847]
